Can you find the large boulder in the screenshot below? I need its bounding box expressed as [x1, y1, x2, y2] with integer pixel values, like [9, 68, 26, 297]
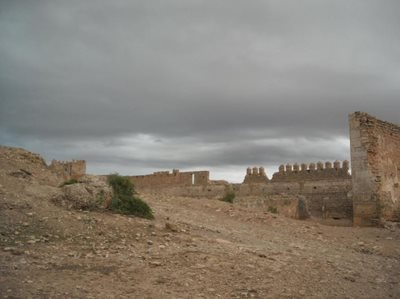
[53, 175, 112, 210]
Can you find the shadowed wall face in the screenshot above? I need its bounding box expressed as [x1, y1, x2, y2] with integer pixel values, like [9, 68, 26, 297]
[350, 112, 400, 226]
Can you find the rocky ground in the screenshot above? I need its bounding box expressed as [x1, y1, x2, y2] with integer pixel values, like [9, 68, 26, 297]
[1, 146, 399, 298]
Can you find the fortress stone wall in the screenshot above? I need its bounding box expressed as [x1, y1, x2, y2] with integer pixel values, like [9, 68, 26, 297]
[49, 159, 86, 180]
[132, 162, 352, 221]
[117, 111, 399, 226]
[271, 161, 350, 182]
[350, 112, 400, 226]
[129, 169, 210, 189]
[236, 162, 352, 220]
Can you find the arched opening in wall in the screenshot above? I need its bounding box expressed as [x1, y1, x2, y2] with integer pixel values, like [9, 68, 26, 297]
[191, 173, 195, 185]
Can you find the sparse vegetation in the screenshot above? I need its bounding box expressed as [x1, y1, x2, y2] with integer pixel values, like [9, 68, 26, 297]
[107, 174, 154, 219]
[267, 206, 278, 214]
[59, 178, 78, 187]
[220, 191, 235, 203]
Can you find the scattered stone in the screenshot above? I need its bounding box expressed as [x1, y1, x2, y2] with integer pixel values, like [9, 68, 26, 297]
[344, 275, 356, 282]
[147, 240, 153, 245]
[4, 247, 16, 252]
[149, 261, 162, 266]
[165, 222, 178, 232]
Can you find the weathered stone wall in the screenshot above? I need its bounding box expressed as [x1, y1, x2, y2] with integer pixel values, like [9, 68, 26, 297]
[350, 112, 400, 226]
[140, 184, 228, 198]
[234, 163, 353, 220]
[271, 161, 350, 182]
[49, 160, 86, 180]
[129, 169, 210, 189]
[132, 163, 352, 220]
[234, 179, 352, 220]
[234, 194, 305, 219]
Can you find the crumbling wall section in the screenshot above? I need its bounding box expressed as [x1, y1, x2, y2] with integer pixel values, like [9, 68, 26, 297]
[350, 112, 400, 226]
[49, 160, 86, 180]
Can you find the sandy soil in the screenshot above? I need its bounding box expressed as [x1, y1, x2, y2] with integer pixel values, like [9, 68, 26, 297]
[1, 146, 399, 298]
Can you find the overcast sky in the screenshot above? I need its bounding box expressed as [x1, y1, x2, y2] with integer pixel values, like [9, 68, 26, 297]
[1, 1, 399, 182]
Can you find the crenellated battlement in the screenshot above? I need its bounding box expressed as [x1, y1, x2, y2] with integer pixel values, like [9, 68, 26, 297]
[272, 160, 350, 182]
[49, 159, 86, 180]
[243, 166, 269, 184]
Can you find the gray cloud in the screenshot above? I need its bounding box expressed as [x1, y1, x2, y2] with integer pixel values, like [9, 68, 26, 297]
[1, 0, 399, 182]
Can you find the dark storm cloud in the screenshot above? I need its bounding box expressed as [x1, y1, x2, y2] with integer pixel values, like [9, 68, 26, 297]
[1, 0, 399, 181]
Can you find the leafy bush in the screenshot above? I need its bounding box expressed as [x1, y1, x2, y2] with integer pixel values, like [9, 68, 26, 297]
[107, 174, 154, 219]
[59, 178, 78, 187]
[220, 191, 235, 203]
[267, 206, 278, 214]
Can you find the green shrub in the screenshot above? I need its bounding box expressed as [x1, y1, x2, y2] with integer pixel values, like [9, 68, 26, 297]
[267, 206, 278, 214]
[59, 178, 78, 187]
[107, 174, 154, 219]
[220, 191, 235, 203]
